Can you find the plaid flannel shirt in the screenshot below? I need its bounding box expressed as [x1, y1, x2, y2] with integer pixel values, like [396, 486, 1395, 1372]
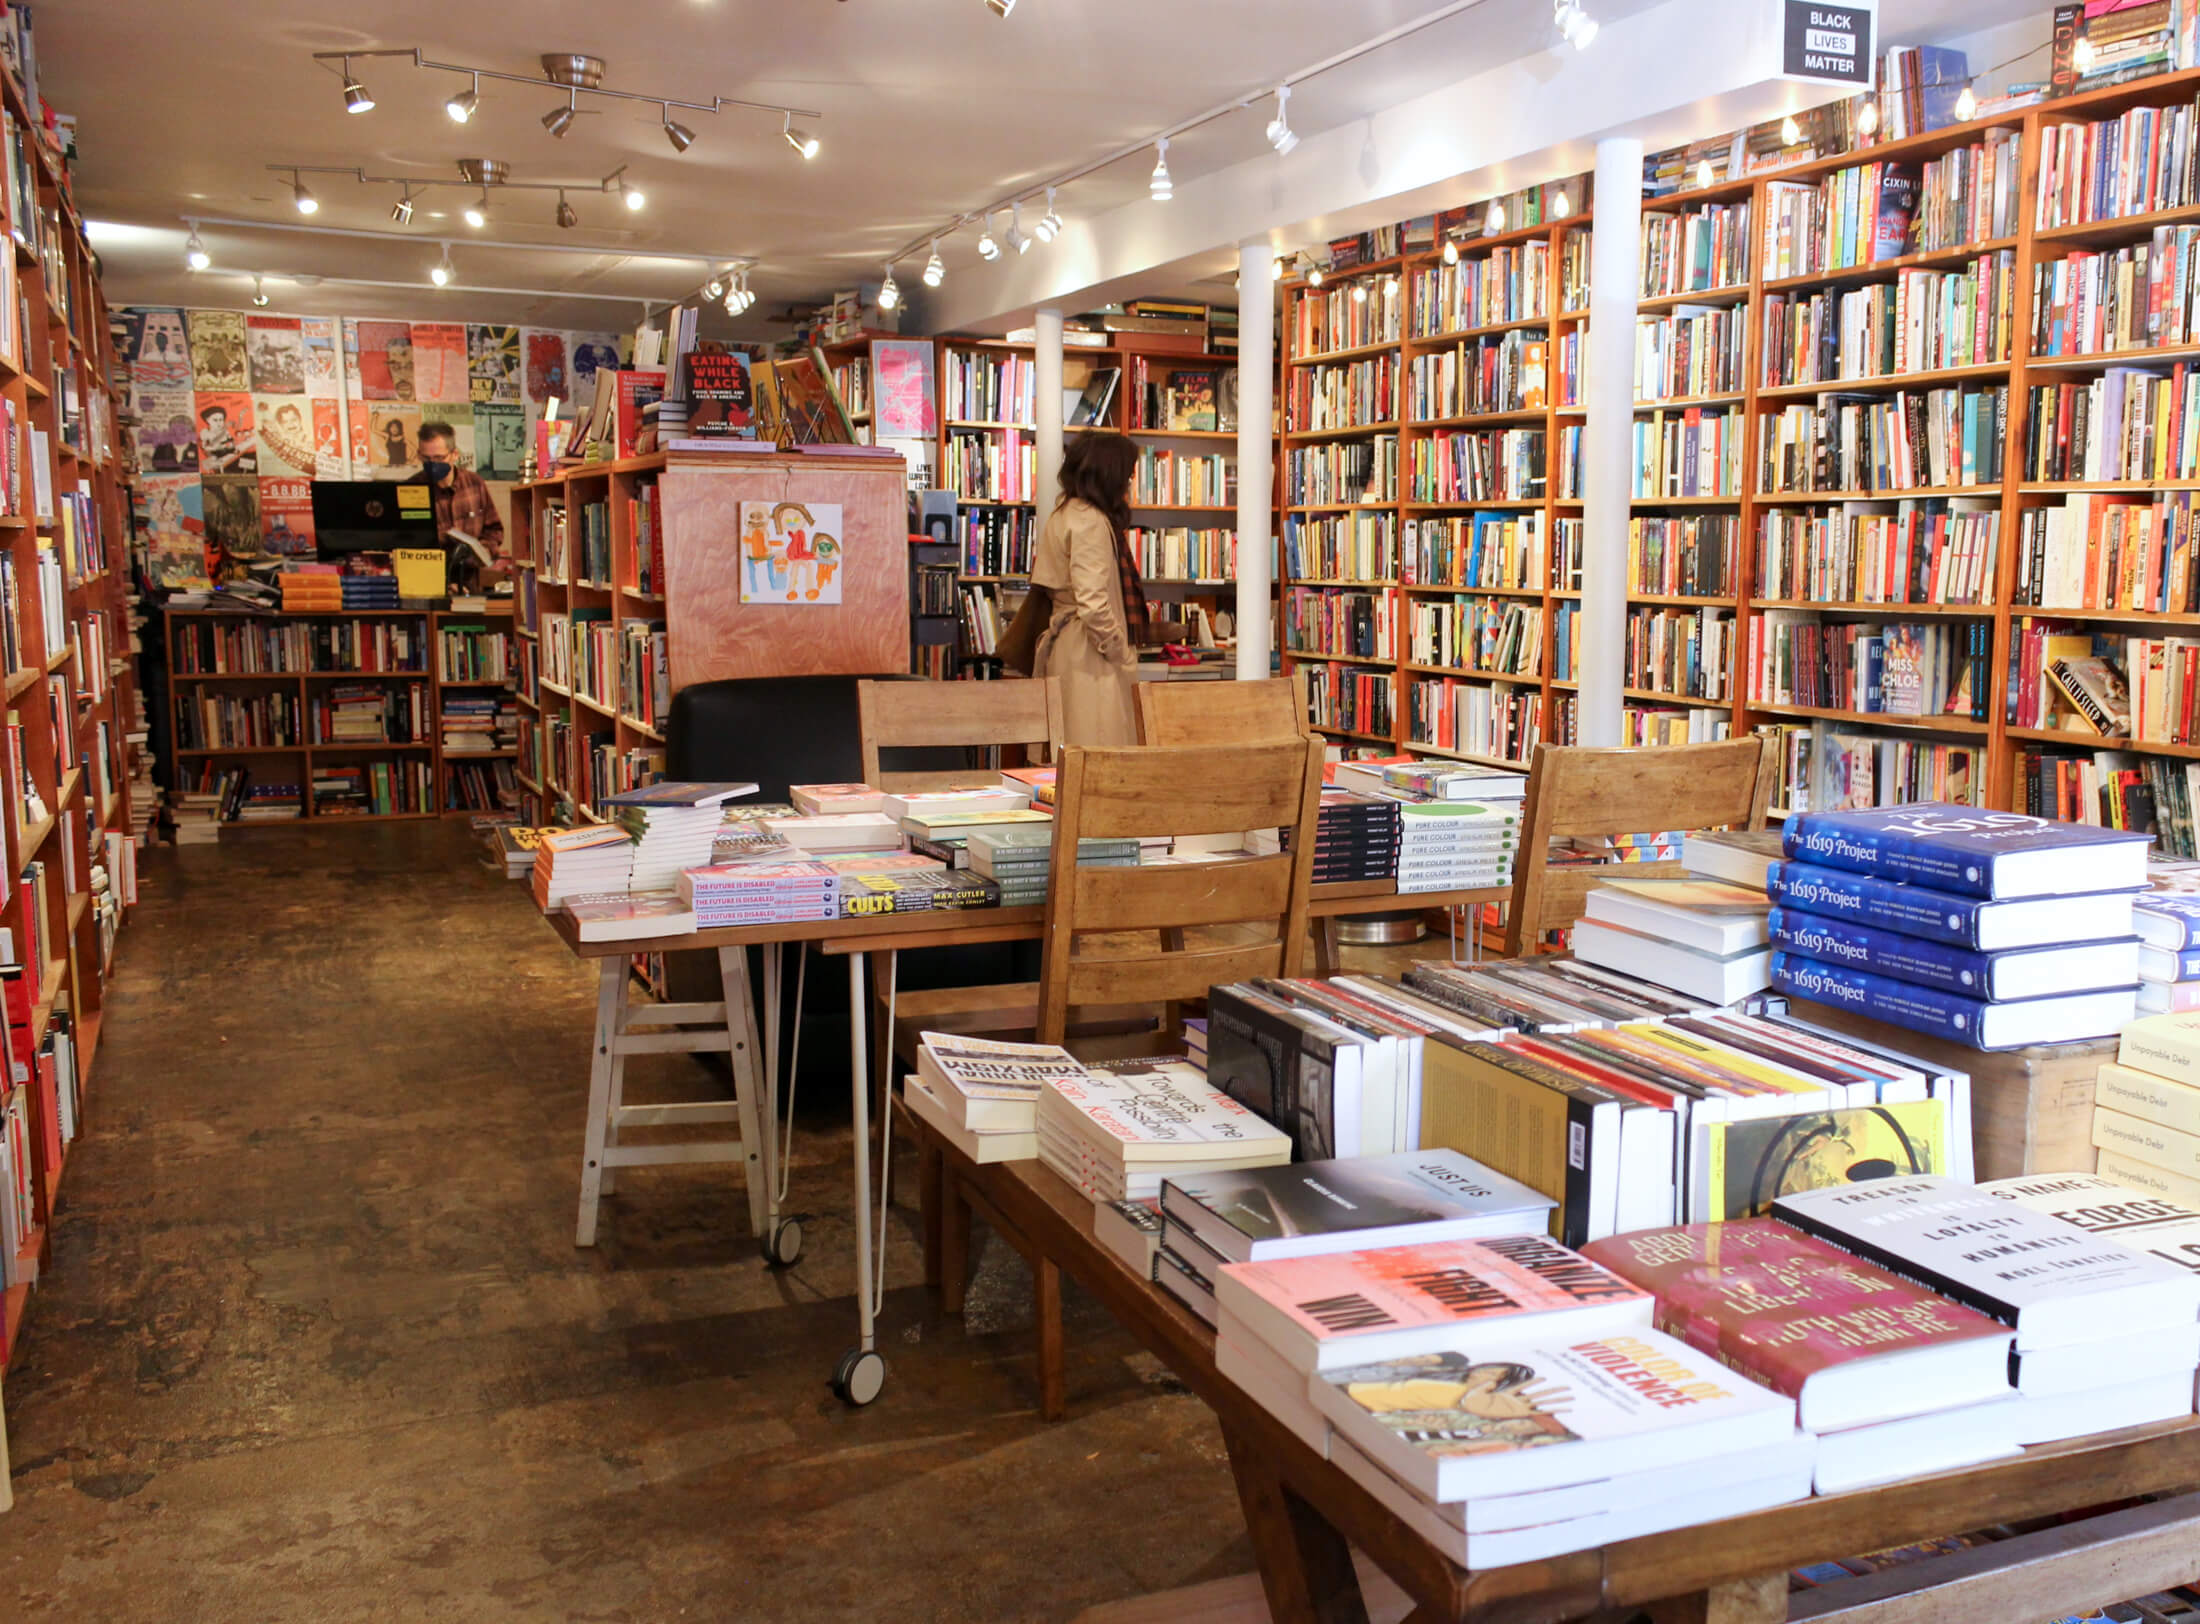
[424, 467, 506, 559]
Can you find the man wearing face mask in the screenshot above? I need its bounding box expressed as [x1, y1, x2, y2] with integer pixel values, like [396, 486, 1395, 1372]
[413, 421, 507, 579]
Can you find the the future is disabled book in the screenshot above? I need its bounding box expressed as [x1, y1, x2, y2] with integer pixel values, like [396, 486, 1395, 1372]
[1781, 804, 2150, 899]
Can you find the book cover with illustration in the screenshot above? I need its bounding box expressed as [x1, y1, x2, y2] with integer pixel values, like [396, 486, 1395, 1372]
[1701, 1102, 1951, 1220]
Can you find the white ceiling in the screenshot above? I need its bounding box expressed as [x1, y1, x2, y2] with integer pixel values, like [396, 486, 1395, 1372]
[49, 0, 2057, 338]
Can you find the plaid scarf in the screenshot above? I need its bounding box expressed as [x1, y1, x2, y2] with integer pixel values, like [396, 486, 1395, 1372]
[1111, 520, 1152, 647]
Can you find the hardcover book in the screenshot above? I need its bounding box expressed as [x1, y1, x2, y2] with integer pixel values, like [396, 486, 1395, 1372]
[1583, 877, 1770, 955]
[1580, 1219, 2011, 1429]
[1767, 860, 2139, 951]
[1310, 1328, 1799, 1502]
[1780, 805, 2150, 899]
[1983, 1170, 2200, 1278]
[1767, 907, 2141, 1000]
[1216, 1232, 1651, 1374]
[1161, 1150, 1554, 1265]
[1770, 1175, 2200, 1348]
[2135, 895, 2200, 952]
[789, 782, 885, 816]
[917, 1032, 1088, 1103]
[1768, 953, 2136, 1050]
[602, 779, 760, 808]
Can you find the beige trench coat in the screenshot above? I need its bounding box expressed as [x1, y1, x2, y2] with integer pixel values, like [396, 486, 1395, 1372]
[1029, 498, 1139, 747]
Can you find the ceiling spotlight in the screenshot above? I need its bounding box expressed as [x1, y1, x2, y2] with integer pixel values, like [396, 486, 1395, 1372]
[183, 223, 209, 272]
[878, 263, 900, 312]
[923, 239, 945, 287]
[1695, 158, 1716, 187]
[1857, 96, 1880, 136]
[291, 172, 318, 216]
[783, 113, 820, 160]
[977, 212, 1000, 260]
[621, 177, 646, 211]
[446, 72, 480, 124]
[1550, 191, 1573, 220]
[986, 0, 1016, 14]
[390, 188, 415, 225]
[341, 61, 374, 115]
[1150, 137, 1172, 202]
[555, 191, 578, 229]
[430, 247, 455, 288]
[1035, 186, 1063, 243]
[1441, 235, 1459, 266]
[1307, 263, 1324, 288]
[251, 276, 270, 309]
[1954, 83, 1978, 121]
[1781, 113, 1803, 145]
[2074, 34, 2098, 72]
[1270, 255, 1285, 281]
[1488, 197, 1508, 232]
[1553, 0, 1599, 50]
[1265, 86, 1299, 156]
[1007, 200, 1031, 255]
[662, 104, 696, 154]
[704, 274, 725, 299]
[542, 94, 577, 138]
[463, 191, 489, 229]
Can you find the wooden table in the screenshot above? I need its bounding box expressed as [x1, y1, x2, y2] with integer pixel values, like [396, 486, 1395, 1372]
[543, 879, 1506, 1406]
[916, 1135, 2200, 1624]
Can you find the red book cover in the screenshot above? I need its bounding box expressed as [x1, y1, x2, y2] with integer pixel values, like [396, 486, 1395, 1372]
[0, 972, 27, 1086]
[32, 1040, 56, 1176]
[1580, 1219, 2009, 1404]
[614, 369, 667, 459]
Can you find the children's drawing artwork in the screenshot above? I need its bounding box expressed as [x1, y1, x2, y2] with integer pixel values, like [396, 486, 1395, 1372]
[738, 500, 843, 605]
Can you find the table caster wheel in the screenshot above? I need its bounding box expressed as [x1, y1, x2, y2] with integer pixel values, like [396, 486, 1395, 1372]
[832, 1347, 886, 1407]
[761, 1217, 805, 1269]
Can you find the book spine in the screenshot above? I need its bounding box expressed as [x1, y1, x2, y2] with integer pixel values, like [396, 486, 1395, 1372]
[1767, 905, 1992, 994]
[1769, 952, 1990, 1045]
[1767, 859, 1983, 948]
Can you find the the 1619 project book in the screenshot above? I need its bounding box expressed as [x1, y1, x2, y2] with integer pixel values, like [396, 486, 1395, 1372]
[1781, 805, 2150, 899]
[1768, 952, 2136, 1050]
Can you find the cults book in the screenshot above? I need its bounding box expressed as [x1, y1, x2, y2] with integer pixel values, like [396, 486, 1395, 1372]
[1161, 1149, 1554, 1266]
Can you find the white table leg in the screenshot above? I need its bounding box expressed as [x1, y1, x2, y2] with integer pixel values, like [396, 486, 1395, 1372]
[600, 963, 631, 1197]
[719, 944, 769, 1242]
[833, 950, 887, 1405]
[576, 957, 623, 1247]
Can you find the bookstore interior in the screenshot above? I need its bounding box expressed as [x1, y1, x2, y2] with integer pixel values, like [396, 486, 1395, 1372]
[52, 0, 2200, 1618]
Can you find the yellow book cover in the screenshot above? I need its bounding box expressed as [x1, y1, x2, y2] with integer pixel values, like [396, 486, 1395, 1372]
[1418, 1040, 1576, 1241]
[1629, 1025, 1827, 1098]
[2096, 1060, 2200, 1140]
[2119, 1012, 2200, 1090]
[1703, 1101, 1949, 1221]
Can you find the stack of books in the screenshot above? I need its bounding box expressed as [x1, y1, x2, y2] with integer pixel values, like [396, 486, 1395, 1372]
[712, 802, 796, 864]
[1572, 876, 1773, 1006]
[1585, 1217, 2022, 1490]
[964, 826, 1139, 906]
[491, 825, 550, 878]
[1764, 806, 2147, 1050]
[440, 694, 502, 754]
[1353, 759, 1528, 807]
[902, 806, 1055, 864]
[279, 570, 343, 612]
[2136, 894, 2200, 1014]
[563, 893, 696, 943]
[1767, 1177, 2200, 1445]
[604, 781, 757, 891]
[318, 684, 400, 743]
[532, 824, 635, 909]
[1037, 1062, 1290, 1263]
[789, 782, 884, 816]
[830, 855, 999, 915]
[898, 1033, 1087, 1164]
[2098, 1014, 2200, 1203]
[1680, 827, 1788, 888]
[676, 858, 839, 926]
[1395, 800, 1518, 894]
[343, 574, 400, 610]
[1400, 956, 1708, 1030]
[763, 810, 904, 855]
[1309, 790, 1400, 883]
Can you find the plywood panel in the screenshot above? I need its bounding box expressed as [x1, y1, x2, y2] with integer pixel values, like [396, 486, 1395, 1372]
[662, 450, 909, 689]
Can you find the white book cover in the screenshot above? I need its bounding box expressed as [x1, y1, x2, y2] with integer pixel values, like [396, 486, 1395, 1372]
[901, 1075, 1036, 1164]
[1772, 1175, 2200, 1349]
[878, 786, 1032, 821]
[918, 1032, 1087, 1103]
[1311, 1327, 1798, 1502]
[1039, 1064, 1292, 1165]
[1981, 1169, 2200, 1280]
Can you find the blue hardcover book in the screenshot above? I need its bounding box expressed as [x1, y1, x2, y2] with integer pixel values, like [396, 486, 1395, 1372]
[1767, 907, 2140, 1000]
[2134, 895, 2200, 952]
[1767, 860, 2140, 952]
[602, 780, 760, 808]
[1781, 805, 2150, 899]
[1769, 953, 2137, 1051]
[2138, 944, 2200, 983]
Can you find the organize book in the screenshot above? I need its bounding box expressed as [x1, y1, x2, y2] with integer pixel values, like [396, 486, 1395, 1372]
[1781, 805, 2150, 899]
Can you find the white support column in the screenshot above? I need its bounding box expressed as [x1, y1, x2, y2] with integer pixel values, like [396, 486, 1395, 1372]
[1034, 306, 1065, 524]
[1235, 240, 1275, 682]
[1578, 137, 1644, 748]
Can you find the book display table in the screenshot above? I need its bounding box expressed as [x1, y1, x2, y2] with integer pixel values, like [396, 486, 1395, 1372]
[543, 878, 1507, 1405]
[915, 1126, 2200, 1624]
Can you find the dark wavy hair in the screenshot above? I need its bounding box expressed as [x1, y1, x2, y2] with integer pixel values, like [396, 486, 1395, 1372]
[1056, 431, 1136, 541]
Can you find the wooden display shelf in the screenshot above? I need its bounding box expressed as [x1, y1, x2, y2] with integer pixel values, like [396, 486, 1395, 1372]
[1402, 740, 1533, 768]
[1285, 648, 1393, 667]
[1760, 236, 2019, 294]
[1747, 701, 1991, 734]
[2007, 726, 2200, 759]
[1753, 598, 1994, 615]
[1754, 359, 2012, 398]
[1405, 313, 1556, 346]
[1285, 420, 1403, 442]
[1289, 337, 1403, 367]
[1401, 582, 1545, 596]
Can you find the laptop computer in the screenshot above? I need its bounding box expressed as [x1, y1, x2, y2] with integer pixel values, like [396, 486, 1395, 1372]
[311, 480, 438, 556]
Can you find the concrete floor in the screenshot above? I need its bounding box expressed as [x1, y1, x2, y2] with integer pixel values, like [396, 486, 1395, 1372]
[0, 821, 1307, 1623]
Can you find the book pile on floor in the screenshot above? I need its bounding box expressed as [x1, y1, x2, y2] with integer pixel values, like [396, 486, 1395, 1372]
[2136, 893, 2200, 1014]
[604, 780, 756, 891]
[900, 1032, 1087, 1164]
[532, 824, 635, 908]
[1572, 876, 1772, 1005]
[676, 857, 839, 926]
[1765, 805, 2147, 1049]
[2097, 1013, 2200, 1203]
[964, 826, 1138, 906]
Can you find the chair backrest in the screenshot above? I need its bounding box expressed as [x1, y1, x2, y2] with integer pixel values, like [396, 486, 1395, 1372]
[857, 676, 1064, 793]
[1136, 672, 1310, 747]
[1502, 735, 1778, 959]
[1035, 740, 1325, 1043]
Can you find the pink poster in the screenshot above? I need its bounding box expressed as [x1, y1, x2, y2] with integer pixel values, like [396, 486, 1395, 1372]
[410, 322, 469, 402]
[872, 339, 937, 438]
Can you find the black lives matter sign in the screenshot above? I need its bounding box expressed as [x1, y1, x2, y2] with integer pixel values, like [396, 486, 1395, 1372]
[1784, 0, 1875, 86]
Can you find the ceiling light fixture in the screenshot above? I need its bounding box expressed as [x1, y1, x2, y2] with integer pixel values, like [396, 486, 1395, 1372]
[923, 239, 945, 287]
[542, 92, 577, 137]
[1487, 197, 1507, 232]
[251, 275, 270, 308]
[555, 190, 578, 229]
[1034, 186, 1062, 243]
[977, 212, 1000, 261]
[183, 221, 209, 271]
[446, 72, 480, 123]
[1552, 0, 1599, 50]
[1265, 86, 1299, 156]
[662, 104, 697, 153]
[1150, 137, 1172, 202]
[430, 245, 455, 287]
[878, 262, 900, 312]
[704, 274, 725, 299]
[463, 190, 489, 229]
[620, 174, 646, 211]
[390, 188, 415, 225]
[986, 0, 1016, 15]
[1307, 260, 1324, 287]
[341, 59, 374, 114]
[1270, 255, 1285, 281]
[290, 171, 319, 215]
[782, 113, 820, 160]
[1007, 200, 1030, 255]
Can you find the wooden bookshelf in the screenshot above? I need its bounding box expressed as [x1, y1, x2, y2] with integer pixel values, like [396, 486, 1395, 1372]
[1270, 66, 2200, 831]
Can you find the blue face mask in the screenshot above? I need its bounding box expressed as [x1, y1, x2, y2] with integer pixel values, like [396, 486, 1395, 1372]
[422, 457, 452, 482]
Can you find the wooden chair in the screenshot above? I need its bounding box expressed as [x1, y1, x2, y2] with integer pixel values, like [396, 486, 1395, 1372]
[1135, 672, 1309, 747]
[1502, 735, 1778, 959]
[857, 675, 1063, 791]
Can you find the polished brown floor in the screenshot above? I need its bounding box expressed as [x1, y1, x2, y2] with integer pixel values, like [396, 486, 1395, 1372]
[0, 821, 1288, 1623]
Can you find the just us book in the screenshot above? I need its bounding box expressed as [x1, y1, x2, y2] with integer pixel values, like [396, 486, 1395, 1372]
[1780, 805, 2150, 899]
